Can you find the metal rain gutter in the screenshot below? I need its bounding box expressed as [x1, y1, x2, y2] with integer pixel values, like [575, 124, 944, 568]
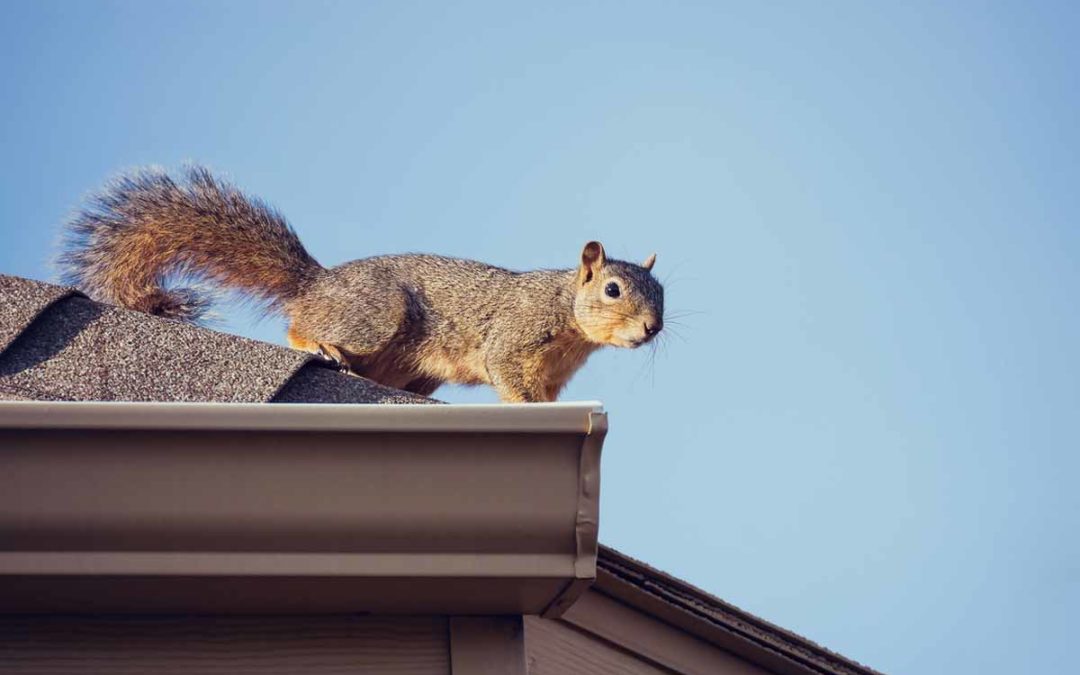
[0, 401, 607, 617]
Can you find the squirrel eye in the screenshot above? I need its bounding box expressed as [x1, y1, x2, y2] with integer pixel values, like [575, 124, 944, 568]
[604, 282, 621, 299]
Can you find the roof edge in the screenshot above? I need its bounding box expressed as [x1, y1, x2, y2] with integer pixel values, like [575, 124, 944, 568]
[0, 401, 606, 615]
[594, 546, 883, 675]
[0, 400, 604, 432]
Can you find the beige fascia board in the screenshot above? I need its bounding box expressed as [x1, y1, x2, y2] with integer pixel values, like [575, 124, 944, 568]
[0, 401, 606, 616]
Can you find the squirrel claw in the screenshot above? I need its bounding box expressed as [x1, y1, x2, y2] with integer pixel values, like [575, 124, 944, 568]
[315, 346, 353, 374]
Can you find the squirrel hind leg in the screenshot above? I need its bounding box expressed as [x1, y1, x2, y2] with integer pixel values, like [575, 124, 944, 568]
[287, 326, 354, 373]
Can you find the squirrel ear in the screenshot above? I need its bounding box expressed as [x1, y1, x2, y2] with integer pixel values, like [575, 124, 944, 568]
[579, 241, 606, 284]
[642, 253, 657, 271]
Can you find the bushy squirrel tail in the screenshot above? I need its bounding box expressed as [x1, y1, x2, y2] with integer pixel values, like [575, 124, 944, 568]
[58, 166, 322, 322]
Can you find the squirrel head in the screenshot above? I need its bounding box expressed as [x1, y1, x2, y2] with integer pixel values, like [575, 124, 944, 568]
[572, 241, 664, 348]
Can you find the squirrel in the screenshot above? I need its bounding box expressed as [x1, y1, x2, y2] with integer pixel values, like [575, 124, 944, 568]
[58, 166, 665, 402]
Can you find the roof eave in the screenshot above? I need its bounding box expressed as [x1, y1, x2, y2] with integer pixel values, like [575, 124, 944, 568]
[0, 401, 607, 617]
[590, 547, 884, 675]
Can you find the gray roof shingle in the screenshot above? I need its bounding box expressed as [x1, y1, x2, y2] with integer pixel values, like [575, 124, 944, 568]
[0, 275, 80, 353]
[0, 275, 432, 404]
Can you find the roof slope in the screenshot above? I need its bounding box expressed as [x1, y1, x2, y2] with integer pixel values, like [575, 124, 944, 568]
[0, 275, 430, 404]
[596, 547, 882, 675]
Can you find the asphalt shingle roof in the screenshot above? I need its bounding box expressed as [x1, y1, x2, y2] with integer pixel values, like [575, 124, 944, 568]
[0, 275, 432, 404]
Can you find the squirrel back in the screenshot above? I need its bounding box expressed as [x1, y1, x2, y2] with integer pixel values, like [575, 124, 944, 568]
[59, 167, 665, 401]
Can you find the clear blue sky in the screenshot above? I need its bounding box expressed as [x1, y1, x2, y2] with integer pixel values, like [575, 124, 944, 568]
[3, 2, 1077, 672]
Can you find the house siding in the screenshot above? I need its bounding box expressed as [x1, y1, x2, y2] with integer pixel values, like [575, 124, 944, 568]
[526, 616, 671, 674]
[0, 615, 450, 675]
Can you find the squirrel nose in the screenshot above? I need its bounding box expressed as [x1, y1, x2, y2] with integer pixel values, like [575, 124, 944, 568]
[644, 321, 662, 337]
